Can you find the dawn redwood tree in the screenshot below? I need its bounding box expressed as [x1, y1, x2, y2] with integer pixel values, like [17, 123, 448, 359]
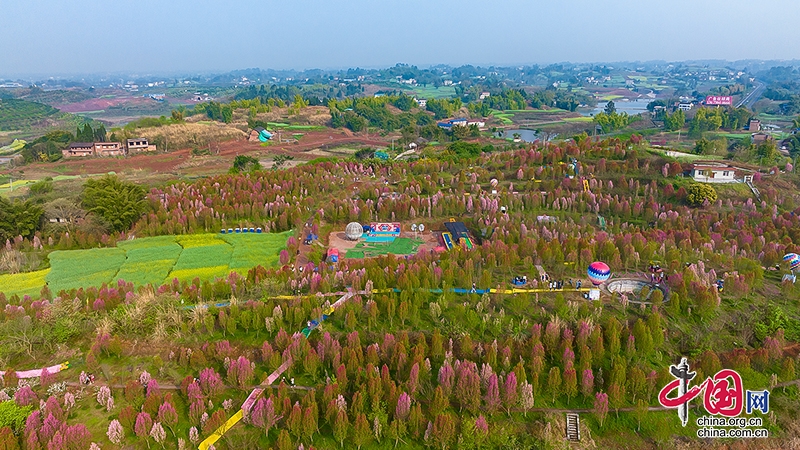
[431, 414, 456, 450]
[157, 402, 178, 436]
[635, 399, 648, 431]
[333, 409, 349, 448]
[563, 362, 578, 402]
[287, 402, 302, 439]
[276, 429, 292, 450]
[520, 382, 534, 416]
[352, 413, 372, 450]
[199, 368, 224, 399]
[547, 366, 562, 404]
[250, 397, 279, 437]
[581, 368, 595, 398]
[428, 386, 448, 418]
[134, 412, 153, 443]
[407, 363, 420, 396]
[107, 420, 124, 445]
[484, 373, 501, 413]
[594, 392, 609, 428]
[608, 382, 624, 418]
[455, 363, 480, 414]
[501, 372, 518, 415]
[301, 406, 317, 443]
[407, 403, 423, 439]
[474, 415, 489, 445]
[150, 422, 166, 448]
[437, 362, 455, 397]
[395, 392, 411, 420]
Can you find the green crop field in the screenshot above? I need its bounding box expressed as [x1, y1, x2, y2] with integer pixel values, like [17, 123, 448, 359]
[0, 269, 50, 298]
[266, 122, 326, 131]
[0, 232, 291, 296]
[406, 85, 457, 99]
[345, 237, 423, 259]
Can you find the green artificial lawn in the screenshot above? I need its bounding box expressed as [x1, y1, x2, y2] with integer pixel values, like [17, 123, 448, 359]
[345, 237, 422, 259]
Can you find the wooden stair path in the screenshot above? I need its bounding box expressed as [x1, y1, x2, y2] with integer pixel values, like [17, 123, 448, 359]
[565, 413, 580, 442]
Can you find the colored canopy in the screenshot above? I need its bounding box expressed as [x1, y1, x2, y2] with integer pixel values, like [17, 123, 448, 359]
[258, 129, 273, 142]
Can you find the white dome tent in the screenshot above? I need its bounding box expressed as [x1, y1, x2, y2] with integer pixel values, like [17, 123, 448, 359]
[345, 222, 363, 241]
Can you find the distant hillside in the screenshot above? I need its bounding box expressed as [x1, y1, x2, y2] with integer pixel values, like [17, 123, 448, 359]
[19, 88, 93, 106]
[0, 98, 92, 137]
[0, 98, 61, 130]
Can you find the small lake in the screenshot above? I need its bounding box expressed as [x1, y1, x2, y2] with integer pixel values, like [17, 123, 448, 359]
[582, 98, 652, 116]
[496, 129, 539, 142]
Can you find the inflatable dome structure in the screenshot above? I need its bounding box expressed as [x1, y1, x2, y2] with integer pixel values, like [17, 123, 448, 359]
[345, 222, 363, 241]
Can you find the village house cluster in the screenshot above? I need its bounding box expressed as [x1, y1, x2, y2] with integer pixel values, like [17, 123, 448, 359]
[61, 138, 156, 158]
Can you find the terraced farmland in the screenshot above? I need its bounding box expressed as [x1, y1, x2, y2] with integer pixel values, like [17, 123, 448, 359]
[0, 231, 290, 297]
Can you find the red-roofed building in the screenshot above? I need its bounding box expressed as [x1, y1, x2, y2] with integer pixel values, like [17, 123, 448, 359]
[689, 163, 739, 183]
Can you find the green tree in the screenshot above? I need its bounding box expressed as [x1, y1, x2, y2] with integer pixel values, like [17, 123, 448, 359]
[352, 413, 372, 449]
[664, 110, 685, 131]
[81, 175, 146, 232]
[547, 366, 562, 404]
[756, 140, 781, 166]
[635, 399, 648, 431]
[0, 198, 44, 240]
[0, 401, 33, 433]
[689, 107, 724, 136]
[594, 111, 630, 133]
[604, 101, 616, 115]
[333, 409, 349, 448]
[76, 123, 94, 142]
[93, 124, 107, 142]
[694, 137, 727, 156]
[27, 178, 53, 196]
[685, 183, 718, 206]
[230, 155, 262, 174]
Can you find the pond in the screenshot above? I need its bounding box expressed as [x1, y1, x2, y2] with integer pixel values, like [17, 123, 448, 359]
[582, 98, 652, 116]
[495, 129, 539, 142]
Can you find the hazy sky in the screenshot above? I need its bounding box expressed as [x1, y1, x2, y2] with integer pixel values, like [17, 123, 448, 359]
[1, 0, 799, 76]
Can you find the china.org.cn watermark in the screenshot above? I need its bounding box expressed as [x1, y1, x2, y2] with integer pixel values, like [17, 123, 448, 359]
[696, 416, 769, 438]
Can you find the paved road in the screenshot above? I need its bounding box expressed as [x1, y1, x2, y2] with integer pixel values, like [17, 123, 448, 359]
[737, 81, 765, 109]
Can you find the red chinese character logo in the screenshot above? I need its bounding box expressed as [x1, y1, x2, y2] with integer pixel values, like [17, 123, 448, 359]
[658, 359, 744, 426]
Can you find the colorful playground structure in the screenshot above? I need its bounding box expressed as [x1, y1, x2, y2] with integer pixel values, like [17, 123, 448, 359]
[364, 222, 401, 242]
[327, 248, 339, 263]
[442, 220, 473, 250]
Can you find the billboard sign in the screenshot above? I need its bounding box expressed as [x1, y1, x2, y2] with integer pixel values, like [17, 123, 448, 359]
[705, 96, 732, 106]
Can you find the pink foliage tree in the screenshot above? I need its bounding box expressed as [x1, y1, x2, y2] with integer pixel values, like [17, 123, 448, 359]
[581, 368, 595, 398]
[594, 392, 609, 428]
[437, 362, 454, 397]
[107, 419, 124, 445]
[395, 392, 411, 421]
[134, 412, 153, 440]
[250, 396, 280, 437]
[14, 385, 37, 407]
[226, 356, 254, 389]
[158, 402, 179, 435]
[199, 368, 224, 398]
[484, 373, 501, 413]
[502, 372, 518, 414]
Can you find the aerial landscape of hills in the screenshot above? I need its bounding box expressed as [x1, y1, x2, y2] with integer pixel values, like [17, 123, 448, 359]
[2, 1, 800, 449]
